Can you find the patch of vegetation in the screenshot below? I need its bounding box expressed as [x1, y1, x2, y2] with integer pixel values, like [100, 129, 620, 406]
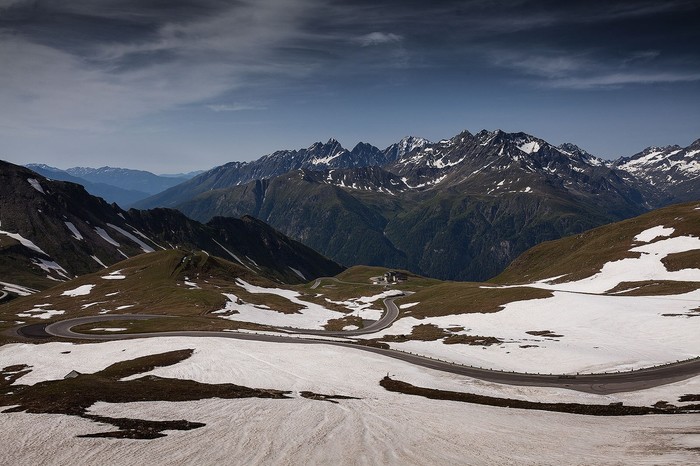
[494, 201, 700, 285]
[379, 376, 696, 416]
[395, 283, 552, 318]
[526, 330, 564, 338]
[323, 315, 364, 331]
[443, 335, 502, 346]
[662, 250, 700, 272]
[606, 281, 700, 296]
[1, 349, 290, 439]
[679, 394, 700, 402]
[299, 391, 360, 404]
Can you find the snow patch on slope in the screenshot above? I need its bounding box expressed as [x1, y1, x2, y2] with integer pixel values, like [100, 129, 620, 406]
[27, 178, 45, 194]
[0, 230, 48, 256]
[64, 222, 83, 241]
[634, 225, 674, 243]
[94, 227, 120, 247]
[518, 141, 541, 154]
[61, 284, 95, 297]
[106, 224, 154, 253]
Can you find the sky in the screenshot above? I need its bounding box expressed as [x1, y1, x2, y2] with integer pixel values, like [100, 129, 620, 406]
[1, 0, 699, 173]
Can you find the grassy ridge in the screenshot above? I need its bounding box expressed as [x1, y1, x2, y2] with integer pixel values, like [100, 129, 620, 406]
[494, 201, 700, 285]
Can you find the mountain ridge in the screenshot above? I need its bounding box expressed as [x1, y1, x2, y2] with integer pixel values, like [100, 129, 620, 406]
[0, 160, 343, 297]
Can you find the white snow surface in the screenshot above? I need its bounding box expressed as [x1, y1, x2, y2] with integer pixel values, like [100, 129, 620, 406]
[634, 225, 674, 242]
[16, 308, 64, 319]
[27, 178, 45, 194]
[64, 222, 83, 241]
[288, 266, 306, 280]
[32, 258, 70, 280]
[216, 282, 343, 329]
[60, 284, 95, 297]
[323, 290, 402, 321]
[91, 255, 108, 268]
[531, 234, 700, 294]
[106, 223, 154, 253]
[212, 239, 248, 268]
[518, 141, 541, 154]
[362, 289, 700, 373]
[94, 227, 120, 247]
[0, 281, 37, 296]
[0, 229, 48, 255]
[1, 337, 699, 465]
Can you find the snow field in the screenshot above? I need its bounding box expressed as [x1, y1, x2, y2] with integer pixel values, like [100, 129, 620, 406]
[61, 284, 95, 297]
[1, 337, 699, 465]
[360, 290, 700, 373]
[368, 224, 700, 373]
[530, 234, 700, 294]
[215, 282, 403, 329]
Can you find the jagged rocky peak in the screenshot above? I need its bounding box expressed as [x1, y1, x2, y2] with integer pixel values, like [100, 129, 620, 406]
[383, 136, 432, 162]
[309, 138, 345, 153]
[558, 142, 593, 157]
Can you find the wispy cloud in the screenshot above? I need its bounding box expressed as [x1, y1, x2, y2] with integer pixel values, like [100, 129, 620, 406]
[489, 47, 700, 90]
[0, 0, 317, 131]
[206, 103, 267, 112]
[548, 72, 700, 89]
[354, 32, 403, 47]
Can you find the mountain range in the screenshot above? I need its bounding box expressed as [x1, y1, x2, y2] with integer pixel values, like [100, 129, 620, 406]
[134, 130, 699, 281]
[0, 161, 343, 295]
[25, 165, 202, 208]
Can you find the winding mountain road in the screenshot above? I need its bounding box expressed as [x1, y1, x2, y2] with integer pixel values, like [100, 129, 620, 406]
[24, 308, 700, 395]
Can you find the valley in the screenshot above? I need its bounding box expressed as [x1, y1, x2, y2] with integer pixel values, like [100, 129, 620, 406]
[2, 200, 700, 463]
[2, 146, 700, 465]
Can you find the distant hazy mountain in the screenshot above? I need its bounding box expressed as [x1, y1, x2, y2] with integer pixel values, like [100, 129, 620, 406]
[159, 170, 206, 179]
[65, 166, 189, 195]
[0, 160, 343, 296]
[25, 164, 197, 208]
[25, 164, 151, 208]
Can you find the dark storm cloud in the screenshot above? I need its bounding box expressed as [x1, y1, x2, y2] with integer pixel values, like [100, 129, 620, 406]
[0, 0, 699, 168]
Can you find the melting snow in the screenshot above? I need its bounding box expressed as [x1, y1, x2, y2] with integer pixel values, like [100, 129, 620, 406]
[212, 239, 252, 270]
[32, 258, 70, 280]
[288, 267, 306, 281]
[2, 338, 697, 466]
[91, 255, 108, 269]
[64, 222, 83, 241]
[217, 280, 343, 329]
[0, 281, 38, 296]
[16, 308, 64, 320]
[94, 227, 120, 247]
[106, 224, 154, 253]
[518, 141, 541, 154]
[0, 230, 48, 256]
[361, 289, 700, 373]
[90, 328, 127, 332]
[61, 284, 95, 297]
[101, 271, 125, 280]
[634, 225, 674, 243]
[27, 178, 45, 194]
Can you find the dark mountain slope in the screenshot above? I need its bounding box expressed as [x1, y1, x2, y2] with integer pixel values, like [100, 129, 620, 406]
[170, 130, 647, 280]
[0, 161, 343, 296]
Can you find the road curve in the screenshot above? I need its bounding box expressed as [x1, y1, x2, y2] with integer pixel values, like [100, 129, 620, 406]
[37, 314, 700, 395]
[282, 295, 402, 337]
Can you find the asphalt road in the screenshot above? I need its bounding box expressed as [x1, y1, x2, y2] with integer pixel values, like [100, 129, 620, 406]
[32, 313, 700, 395]
[282, 295, 402, 337]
